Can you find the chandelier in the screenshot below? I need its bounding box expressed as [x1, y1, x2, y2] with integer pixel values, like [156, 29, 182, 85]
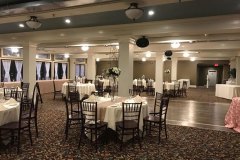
[125, 3, 144, 21]
[25, 16, 42, 29]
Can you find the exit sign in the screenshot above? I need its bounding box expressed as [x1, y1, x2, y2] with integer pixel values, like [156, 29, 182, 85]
[214, 64, 219, 67]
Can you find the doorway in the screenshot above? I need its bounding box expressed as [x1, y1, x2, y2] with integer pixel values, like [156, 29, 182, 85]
[207, 70, 217, 87]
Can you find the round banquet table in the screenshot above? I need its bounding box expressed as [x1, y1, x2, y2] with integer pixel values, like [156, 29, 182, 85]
[225, 97, 240, 132]
[0, 99, 20, 126]
[62, 82, 96, 98]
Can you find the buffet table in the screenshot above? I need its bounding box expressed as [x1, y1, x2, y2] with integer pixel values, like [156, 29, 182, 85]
[215, 84, 240, 99]
[225, 97, 240, 132]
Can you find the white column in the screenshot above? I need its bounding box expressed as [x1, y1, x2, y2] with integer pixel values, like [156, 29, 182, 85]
[69, 57, 76, 80]
[236, 57, 240, 85]
[22, 42, 36, 96]
[171, 57, 178, 81]
[118, 37, 134, 97]
[86, 53, 96, 80]
[155, 53, 164, 93]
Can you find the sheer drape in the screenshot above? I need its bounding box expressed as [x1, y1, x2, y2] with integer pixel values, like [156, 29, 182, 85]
[62, 63, 67, 79]
[2, 60, 11, 82]
[36, 62, 42, 80]
[45, 62, 50, 80]
[80, 65, 85, 76]
[15, 60, 23, 81]
[75, 64, 80, 77]
[54, 63, 58, 79]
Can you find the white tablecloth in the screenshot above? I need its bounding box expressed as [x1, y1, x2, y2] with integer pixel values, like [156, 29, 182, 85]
[178, 79, 190, 89]
[0, 99, 20, 126]
[164, 82, 175, 90]
[62, 82, 96, 98]
[133, 79, 147, 88]
[215, 84, 240, 100]
[99, 79, 110, 89]
[102, 97, 148, 131]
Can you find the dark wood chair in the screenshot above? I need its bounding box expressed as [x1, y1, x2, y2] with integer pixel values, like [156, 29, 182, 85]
[173, 82, 180, 97]
[4, 87, 17, 100]
[79, 101, 108, 151]
[116, 102, 142, 150]
[21, 82, 30, 99]
[0, 100, 33, 153]
[181, 81, 188, 97]
[146, 80, 155, 96]
[68, 91, 81, 116]
[0, 82, 4, 88]
[10, 90, 26, 102]
[53, 80, 63, 100]
[64, 97, 82, 140]
[142, 96, 170, 144]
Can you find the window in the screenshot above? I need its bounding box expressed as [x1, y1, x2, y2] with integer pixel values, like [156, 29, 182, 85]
[36, 61, 51, 80]
[1, 60, 23, 82]
[54, 62, 68, 79]
[75, 64, 85, 77]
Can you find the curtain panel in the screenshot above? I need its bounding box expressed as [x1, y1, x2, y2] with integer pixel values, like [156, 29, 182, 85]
[2, 60, 11, 82]
[15, 60, 23, 81]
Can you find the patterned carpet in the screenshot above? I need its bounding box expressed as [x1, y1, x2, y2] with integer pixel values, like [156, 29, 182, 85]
[0, 94, 239, 159]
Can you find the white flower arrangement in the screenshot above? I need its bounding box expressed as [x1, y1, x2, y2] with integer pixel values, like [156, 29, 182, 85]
[106, 67, 121, 77]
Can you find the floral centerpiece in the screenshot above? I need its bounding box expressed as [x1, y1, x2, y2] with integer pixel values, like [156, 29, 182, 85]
[106, 67, 121, 77]
[106, 67, 121, 101]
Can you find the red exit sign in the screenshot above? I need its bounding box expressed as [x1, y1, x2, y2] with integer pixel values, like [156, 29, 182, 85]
[214, 64, 219, 67]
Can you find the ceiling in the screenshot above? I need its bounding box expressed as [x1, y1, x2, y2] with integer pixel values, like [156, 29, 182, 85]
[0, 0, 240, 61]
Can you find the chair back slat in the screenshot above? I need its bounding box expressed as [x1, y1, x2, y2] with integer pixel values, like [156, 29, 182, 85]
[160, 97, 170, 121]
[153, 92, 163, 113]
[122, 102, 142, 124]
[81, 101, 98, 125]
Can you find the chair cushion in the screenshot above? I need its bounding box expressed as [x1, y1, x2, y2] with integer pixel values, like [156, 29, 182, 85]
[84, 121, 107, 129]
[143, 115, 161, 122]
[116, 120, 138, 129]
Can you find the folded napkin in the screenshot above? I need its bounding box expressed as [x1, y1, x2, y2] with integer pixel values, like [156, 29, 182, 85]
[133, 95, 143, 103]
[3, 98, 18, 108]
[85, 95, 96, 102]
[17, 86, 22, 91]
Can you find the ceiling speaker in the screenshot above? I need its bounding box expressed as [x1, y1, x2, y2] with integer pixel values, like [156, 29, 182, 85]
[136, 36, 149, 48]
[165, 50, 173, 57]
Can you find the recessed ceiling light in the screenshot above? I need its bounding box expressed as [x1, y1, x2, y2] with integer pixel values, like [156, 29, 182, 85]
[19, 23, 24, 28]
[190, 57, 196, 61]
[81, 45, 89, 51]
[96, 58, 100, 61]
[65, 18, 71, 24]
[171, 41, 180, 48]
[204, 33, 208, 37]
[148, 10, 154, 16]
[64, 53, 69, 58]
[98, 30, 104, 34]
[183, 52, 190, 57]
[60, 33, 65, 37]
[142, 57, 146, 61]
[36, 54, 39, 58]
[145, 51, 151, 57]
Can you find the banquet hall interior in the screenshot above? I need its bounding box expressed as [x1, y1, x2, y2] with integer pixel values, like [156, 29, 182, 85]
[0, 0, 239, 159]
